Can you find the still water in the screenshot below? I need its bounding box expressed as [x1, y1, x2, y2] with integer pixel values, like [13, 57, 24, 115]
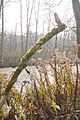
[0, 65, 80, 93]
[0, 66, 39, 93]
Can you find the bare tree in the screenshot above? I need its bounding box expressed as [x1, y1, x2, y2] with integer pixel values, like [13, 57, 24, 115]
[0, 0, 3, 16]
[0, 0, 16, 67]
[62, 31, 66, 52]
[34, 0, 40, 42]
[25, 0, 34, 52]
[20, 0, 23, 56]
[42, 0, 46, 36]
[0, 0, 4, 67]
[47, 0, 51, 31]
[14, 23, 18, 51]
[72, 0, 80, 58]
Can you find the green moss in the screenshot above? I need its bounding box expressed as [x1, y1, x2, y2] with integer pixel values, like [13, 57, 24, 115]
[5, 66, 23, 95]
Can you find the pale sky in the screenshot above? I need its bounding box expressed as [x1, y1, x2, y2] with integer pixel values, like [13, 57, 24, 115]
[0, 0, 74, 35]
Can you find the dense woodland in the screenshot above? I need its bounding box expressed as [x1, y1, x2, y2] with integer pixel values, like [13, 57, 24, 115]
[0, 0, 80, 120]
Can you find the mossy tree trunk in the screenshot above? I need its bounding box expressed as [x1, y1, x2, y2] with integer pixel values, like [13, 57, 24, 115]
[0, 23, 66, 110]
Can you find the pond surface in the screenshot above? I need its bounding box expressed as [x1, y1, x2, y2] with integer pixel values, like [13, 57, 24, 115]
[0, 66, 39, 93]
[0, 65, 80, 93]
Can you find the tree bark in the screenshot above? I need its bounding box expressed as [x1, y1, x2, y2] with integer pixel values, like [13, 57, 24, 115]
[0, 0, 4, 67]
[72, 0, 80, 58]
[25, 0, 34, 52]
[0, 0, 3, 17]
[0, 23, 66, 110]
[34, 0, 40, 42]
[20, 0, 23, 56]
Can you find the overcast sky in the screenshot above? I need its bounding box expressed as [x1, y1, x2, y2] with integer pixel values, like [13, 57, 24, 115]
[0, 0, 74, 35]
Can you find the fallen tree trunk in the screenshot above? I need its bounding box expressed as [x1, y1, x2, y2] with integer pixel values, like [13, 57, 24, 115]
[0, 23, 66, 110]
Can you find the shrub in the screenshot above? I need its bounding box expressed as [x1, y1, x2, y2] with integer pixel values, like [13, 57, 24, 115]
[0, 50, 80, 120]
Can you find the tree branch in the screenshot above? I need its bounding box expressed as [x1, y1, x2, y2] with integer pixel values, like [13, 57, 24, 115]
[0, 22, 66, 110]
